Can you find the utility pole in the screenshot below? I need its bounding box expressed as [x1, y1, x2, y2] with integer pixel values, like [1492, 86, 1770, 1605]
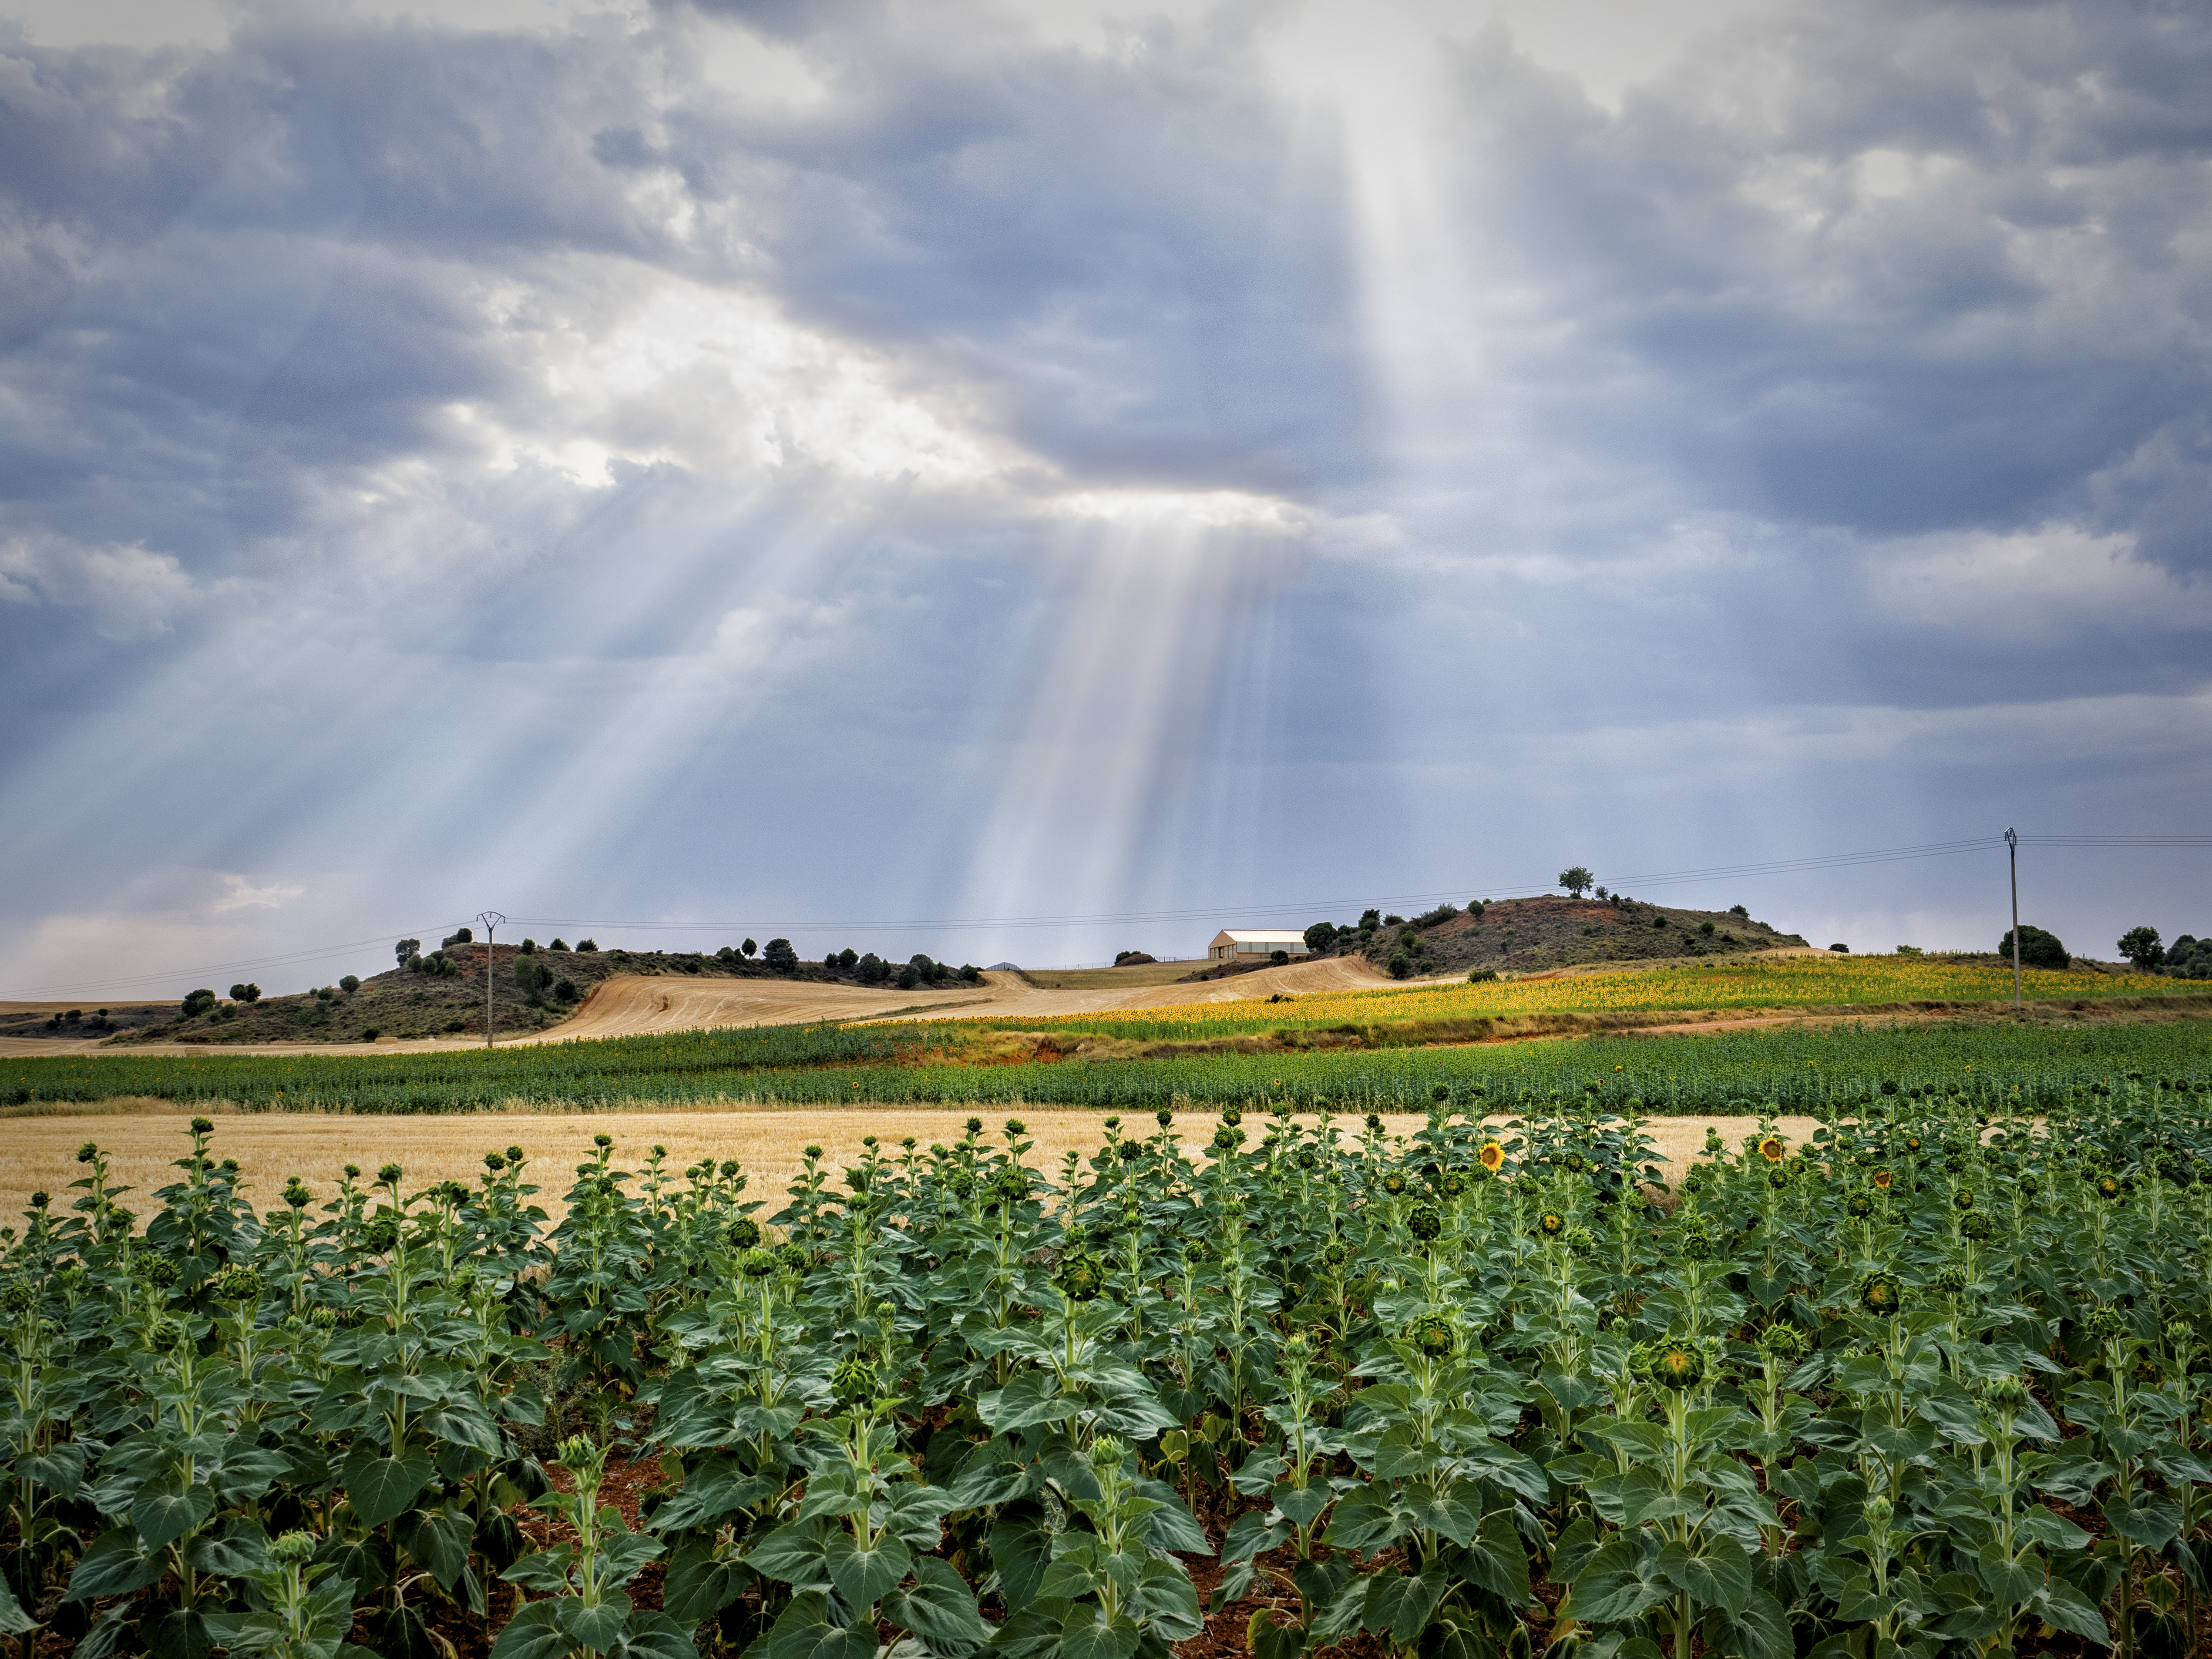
[478, 910, 505, 1047]
[2004, 830, 2020, 1012]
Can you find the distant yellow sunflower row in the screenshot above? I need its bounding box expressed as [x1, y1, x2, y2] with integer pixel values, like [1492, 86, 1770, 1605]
[968, 954, 2185, 1044]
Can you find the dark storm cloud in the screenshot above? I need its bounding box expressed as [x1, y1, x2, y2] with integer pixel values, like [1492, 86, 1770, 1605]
[1432, 0, 2212, 564]
[643, 10, 1377, 492]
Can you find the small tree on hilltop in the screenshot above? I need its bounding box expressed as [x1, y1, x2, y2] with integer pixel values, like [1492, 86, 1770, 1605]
[1558, 866, 1594, 899]
[764, 938, 798, 973]
[394, 939, 420, 968]
[2118, 926, 2165, 971]
[1304, 922, 1338, 954]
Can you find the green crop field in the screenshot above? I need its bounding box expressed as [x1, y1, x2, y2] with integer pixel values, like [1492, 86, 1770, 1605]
[6, 1016, 2207, 1116]
[2, 1075, 2211, 1655]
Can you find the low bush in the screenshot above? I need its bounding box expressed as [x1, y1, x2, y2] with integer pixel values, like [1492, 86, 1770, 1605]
[1999, 925, 2068, 969]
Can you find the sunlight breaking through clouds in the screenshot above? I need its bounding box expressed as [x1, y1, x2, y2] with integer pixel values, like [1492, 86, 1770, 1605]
[0, 0, 2208, 989]
[958, 494, 1305, 933]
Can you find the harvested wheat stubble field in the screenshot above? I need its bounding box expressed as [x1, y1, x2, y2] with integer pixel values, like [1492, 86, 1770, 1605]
[0, 1103, 1814, 1227]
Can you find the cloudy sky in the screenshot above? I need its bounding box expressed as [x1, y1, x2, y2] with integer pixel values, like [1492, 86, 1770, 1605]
[2, 0, 2208, 996]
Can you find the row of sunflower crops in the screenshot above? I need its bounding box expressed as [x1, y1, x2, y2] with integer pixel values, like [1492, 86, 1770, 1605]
[1, 1073, 2210, 1659]
[7, 1011, 2203, 1113]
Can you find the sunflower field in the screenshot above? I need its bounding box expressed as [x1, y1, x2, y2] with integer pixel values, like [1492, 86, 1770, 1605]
[971, 956, 2195, 1047]
[2, 1075, 2212, 1659]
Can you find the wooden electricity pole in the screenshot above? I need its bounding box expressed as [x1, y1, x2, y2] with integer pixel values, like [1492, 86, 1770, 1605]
[478, 910, 505, 1046]
[2004, 830, 2020, 1011]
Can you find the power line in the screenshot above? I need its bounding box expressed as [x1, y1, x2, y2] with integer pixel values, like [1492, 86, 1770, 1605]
[502, 835, 2072, 931]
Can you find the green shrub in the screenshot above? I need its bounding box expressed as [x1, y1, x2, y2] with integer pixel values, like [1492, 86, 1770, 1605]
[339, 975, 359, 994]
[1388, 952, 1413, 979]
[1998, 926, 2067, 970]
[1271, 949, 1290, 964]
[182, 988, 217, 1017]
[577, 938, 598, 952]
[1700, 920, 1715, 935]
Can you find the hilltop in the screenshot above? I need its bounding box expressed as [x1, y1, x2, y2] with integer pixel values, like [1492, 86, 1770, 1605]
[1185, 893, 1811, 982]
[105, 937, 985, 1047]
[57, 894, 1811, 1049]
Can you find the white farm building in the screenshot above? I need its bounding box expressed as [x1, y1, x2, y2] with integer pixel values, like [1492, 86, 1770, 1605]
[1207, 929, 1312, 963]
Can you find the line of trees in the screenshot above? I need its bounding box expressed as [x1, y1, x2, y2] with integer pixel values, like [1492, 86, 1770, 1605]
[2118, 925, 2211, 978]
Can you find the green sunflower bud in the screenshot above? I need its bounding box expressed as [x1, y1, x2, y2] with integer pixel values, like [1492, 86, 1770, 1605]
[1858, 1271, 1903, 1318]
[1758, 1323, 1807, 1362]
[1409, 1314, 1456, 1357]
[1060, 1257, 1106, 1303]
[269, 1530, 319, 1566]
[1645, 1340, 1705, 1391]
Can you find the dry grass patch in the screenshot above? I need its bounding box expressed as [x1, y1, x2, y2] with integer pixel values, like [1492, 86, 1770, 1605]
[0, 1102, 1822, 1232]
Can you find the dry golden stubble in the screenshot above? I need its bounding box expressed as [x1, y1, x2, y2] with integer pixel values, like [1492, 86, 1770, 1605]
[0, 1105, 1817, 1230]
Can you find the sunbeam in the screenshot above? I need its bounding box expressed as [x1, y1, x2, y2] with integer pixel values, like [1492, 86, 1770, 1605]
[955, 489, 1304, 943]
